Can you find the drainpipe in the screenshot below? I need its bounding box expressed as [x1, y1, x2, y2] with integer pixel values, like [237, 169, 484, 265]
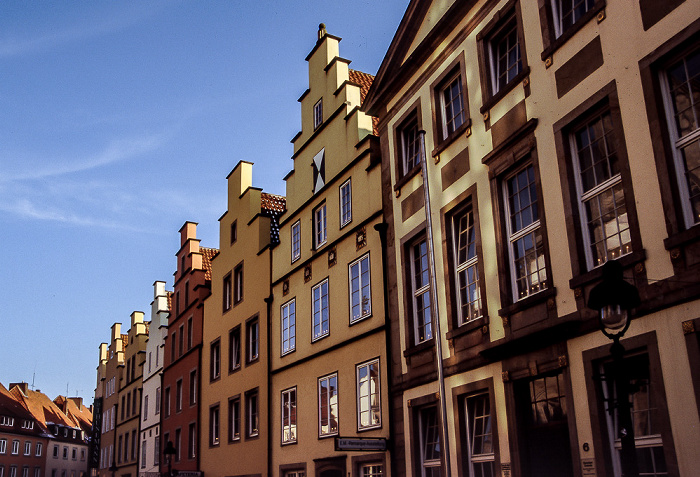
[264, 245, 274, 477]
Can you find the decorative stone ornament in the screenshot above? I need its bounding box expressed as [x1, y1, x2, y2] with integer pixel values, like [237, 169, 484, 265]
[304, 265, 312, 283]
[282, 279, 289, 296]
[356, 227, 367, 250]
[328, 247, 337, 267]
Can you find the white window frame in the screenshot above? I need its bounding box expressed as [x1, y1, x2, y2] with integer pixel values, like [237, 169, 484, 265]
[11, 440, 19, 455]
[465, 391, 495, 477]
[660, 48, 700, 229]
[451, 205, 483, 325]
[281, 299, 296, 355]
[410, 238, 433, 345]
[229, 326, 241, 371]
[247, 319, 259, 363]
[223, 273, 232, 311]
[314, 98, 323, 129]
[34, 443, 41, 457]
[281, 387, 297, 444]
[140, 441, 146, 469]
[291, 220, 301, 263]
[246, 391, 259, 438]
[487, 13, 522, 95]
[9, 467, 16, 477]
[400, 114, 420, 176]
[349, 254, 372, 323]
[23, 441, 30, 456]
[503, 164, 547, 301]
[356, 359, 381, 430]
[314, 203, 327, 249]
[229, 397, 240, 442]
[211, 340, 221, 380]
[233, 263, 243, 305]
[210, 406, 220, 446]
[0, 438, 6, 454]
[361, 465, 383, 477]
[550, 0, 595, 38]
[418, 406, 441, 476]
[318, 373, 339, 437]
[155, 387, 161, 415]
[339, 179, 352, 227]
[312, 278, 330, 341]
[439, 71, 465, 140]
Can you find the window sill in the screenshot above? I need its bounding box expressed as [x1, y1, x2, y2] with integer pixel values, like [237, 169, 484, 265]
[479, 67, 530, 115]
[357, 424, 382, 433]
[498, 286, 556, 317]
[446, 316, 487, 340]
[431, 119, 472, 158]
[569, 250, 646, 290]
[349, 313, 372, 327]
[403, 338, 435, 358]
[228, 366, 241, 376]
[393, 164, 421, 194]
[540, 1, 606, 61]
[663, 224, 700, 250]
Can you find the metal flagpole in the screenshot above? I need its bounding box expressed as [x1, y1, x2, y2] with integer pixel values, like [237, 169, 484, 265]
[418, 130, 452, 476]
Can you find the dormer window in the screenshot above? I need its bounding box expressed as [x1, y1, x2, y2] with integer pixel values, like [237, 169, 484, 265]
[0, 416, 14, 427]
[314, 98, 323, 129]
[313, 148, 325, 194]
[21, 420, 33, 430]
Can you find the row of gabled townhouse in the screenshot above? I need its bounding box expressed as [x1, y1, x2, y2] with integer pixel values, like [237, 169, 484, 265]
[92, 0, 700, 476]
[1, 382, 92, 477]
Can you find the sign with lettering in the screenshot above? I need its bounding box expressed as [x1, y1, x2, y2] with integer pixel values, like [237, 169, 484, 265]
[334, 437, 388, 451]
[581, 458, 596, 476]
[501, 462, 511, 477]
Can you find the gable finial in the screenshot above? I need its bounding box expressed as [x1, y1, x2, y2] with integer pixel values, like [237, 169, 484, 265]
[318, 23, 326, 41]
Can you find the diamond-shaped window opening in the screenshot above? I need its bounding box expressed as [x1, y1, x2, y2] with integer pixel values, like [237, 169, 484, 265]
[313, 148, 325, 194]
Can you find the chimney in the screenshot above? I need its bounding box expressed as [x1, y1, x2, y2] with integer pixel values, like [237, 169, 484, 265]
[10, 382, 28, 395]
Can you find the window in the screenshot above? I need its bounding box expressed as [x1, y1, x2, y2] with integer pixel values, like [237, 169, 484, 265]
[281, 387, 297, 444]
[399, 112, 421, 177]
[21, 469, 27, 477]
[127, 391, 131, 417]
[314, 203, 327, 248]
[171, 332, 177, 362]
[291, 220, 301, 263]
[246, 390, 259, 438]
[465, 392, 495, 477]
[361, 466, 383, 477]
[550, 0, 596, 39]
[450, 204, 483, 325]
[230, 220, 237, 244]
[9, 467, 16, 477]
[0, 417, 13, 427]
[210, 339, 221, 381]
[189, 369, 197, 405]
[233, 263, 243, 305]
[187, 317, 193, 350]
[357, 359, 381, 430]
[410, 238, 433, 344]
[284, 471, 305, 477]
[571, 109, 632, 268]
[229, 326, 241, 372]
[23, 441, 30, 456]
[72, 447, 77, 461]
[11, 440, 19, 455]
[164, 387, 171, 418]
[223, 273, 232, 312]
[486, 11, 522, 96]
[246, 318, 259, 363]
[504, 164, 547, 300]
[228, 397, 240, 442]
[340, 179, 352, 227]
[209, 405, 220, 446]
[349, 254, 371, 323]
[35, 443, 41, 457]
[80, 448, 85, 461]
[418, 406, 441, 476]
[21, 420, 33, 430]
[314, 98, 323, 129]
[313, 148, 326, 194]
[184, 281, 189, 308]
[33, 470, 39, 477]
[143, 395, 149, 420]
[155, 387, 161, 415]
[53, 445, 58, 458]
[176, 379, 183, 412]
[318, 373, 339, 437]
[312, 279, 330, 341]
[438, 71, 466, 140]
[0, 439, 6, 454]
[281, 299, 296, 355]
[661, 46, 700, 227]
[188, 423, 196, 459]
[153, 436, 159, 466]
[141, 441, 146, 468]
[179, 324, 184, 356]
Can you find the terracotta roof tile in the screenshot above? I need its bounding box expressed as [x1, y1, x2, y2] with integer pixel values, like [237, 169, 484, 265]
[349, 69, 375, 106]
[200, 247, 219, 281]
[121, 334, 128, 350]
[166, 291, 173, 312]
[261, 193, 286, 214]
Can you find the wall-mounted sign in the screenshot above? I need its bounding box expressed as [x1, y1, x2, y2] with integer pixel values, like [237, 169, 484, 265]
[334, 437, 388, 451]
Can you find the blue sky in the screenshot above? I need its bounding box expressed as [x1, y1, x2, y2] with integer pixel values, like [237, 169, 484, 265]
[0, 1, 407, 401]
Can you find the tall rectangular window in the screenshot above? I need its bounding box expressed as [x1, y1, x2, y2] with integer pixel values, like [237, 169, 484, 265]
[34, 443, 41, 457]
[418, 406, 441, 476]
[340, 179, 352, 227]
[178, 324, 184, 356]
[291, 221, 301, 263]
[281, 299, 296, 355]
[229, 326, 241, 372]
[451, 205, 482, 325]
[0, 439, 6, 454]
[410, 238, 432, 344]
[230, 220, 237, 244]
[465, 392, 495, 477]
[314, 98, 323, 129]
[223, 273, 232, 312]
[661, 46, 700, 227]
[228, 397, 240, 442]
[23, 442, 30, 456]
[318, 373, 339, 437]
[312, 279, 330, 341]
[170, 332, 177, 362]
[571, 110, 631, 268]
[153, 434, 159, 466]
[209, 405, 220, 446]
[143, 395, 149, 420]
[357, 359, 381, 430]
[189, 370, 197, 406]
[140, 441, 146, 469]
[551, 0, 595, 38]
[400, 113, 420, 176]
[504, 165, 547, 300]
[281, 387, 297, 444]
[176, 380, 183, 412]
[361, 466, 382, 477]
[187, 423, 196, 459]
[233, 263, 243, 305]
[155, 387, 161, 415]
[187, 317, 193, 350]
[210, 340, 221, 381]
[314, 204, 327, 249]
[487, 12, 522, 95]
[439, 72, 465, 140]
[349, 254, 371, 323]
[173, 429, 180, 462]
[246, 390, 259, 438]
[246, 319, 259, 363]
[164, 387, 171, 418]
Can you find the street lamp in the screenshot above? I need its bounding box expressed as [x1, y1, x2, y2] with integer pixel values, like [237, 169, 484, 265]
[587, 259, 640, 477]
[163, 441, 176, 477]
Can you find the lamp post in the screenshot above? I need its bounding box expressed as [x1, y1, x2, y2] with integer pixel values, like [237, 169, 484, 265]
[163, 441, 176, 477]
[587, 259, 640, 477]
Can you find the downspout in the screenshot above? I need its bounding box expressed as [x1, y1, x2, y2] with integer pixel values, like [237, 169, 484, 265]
[264, 245, 274, 477]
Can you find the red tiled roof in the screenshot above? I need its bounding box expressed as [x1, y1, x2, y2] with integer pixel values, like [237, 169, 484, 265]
[53, 396, 93, 433]
[12, 387, 74, 428]
[166, 291, 173, 312]
[261, 193, 286, 214]
[200, 247, 219, 281]
[121, 334, 128, 351]
[349, 69, 374, 106]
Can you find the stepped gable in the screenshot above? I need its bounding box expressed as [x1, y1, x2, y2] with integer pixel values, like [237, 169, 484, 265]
[349, 69, 374, 105]
[200, 247, 219, 281]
